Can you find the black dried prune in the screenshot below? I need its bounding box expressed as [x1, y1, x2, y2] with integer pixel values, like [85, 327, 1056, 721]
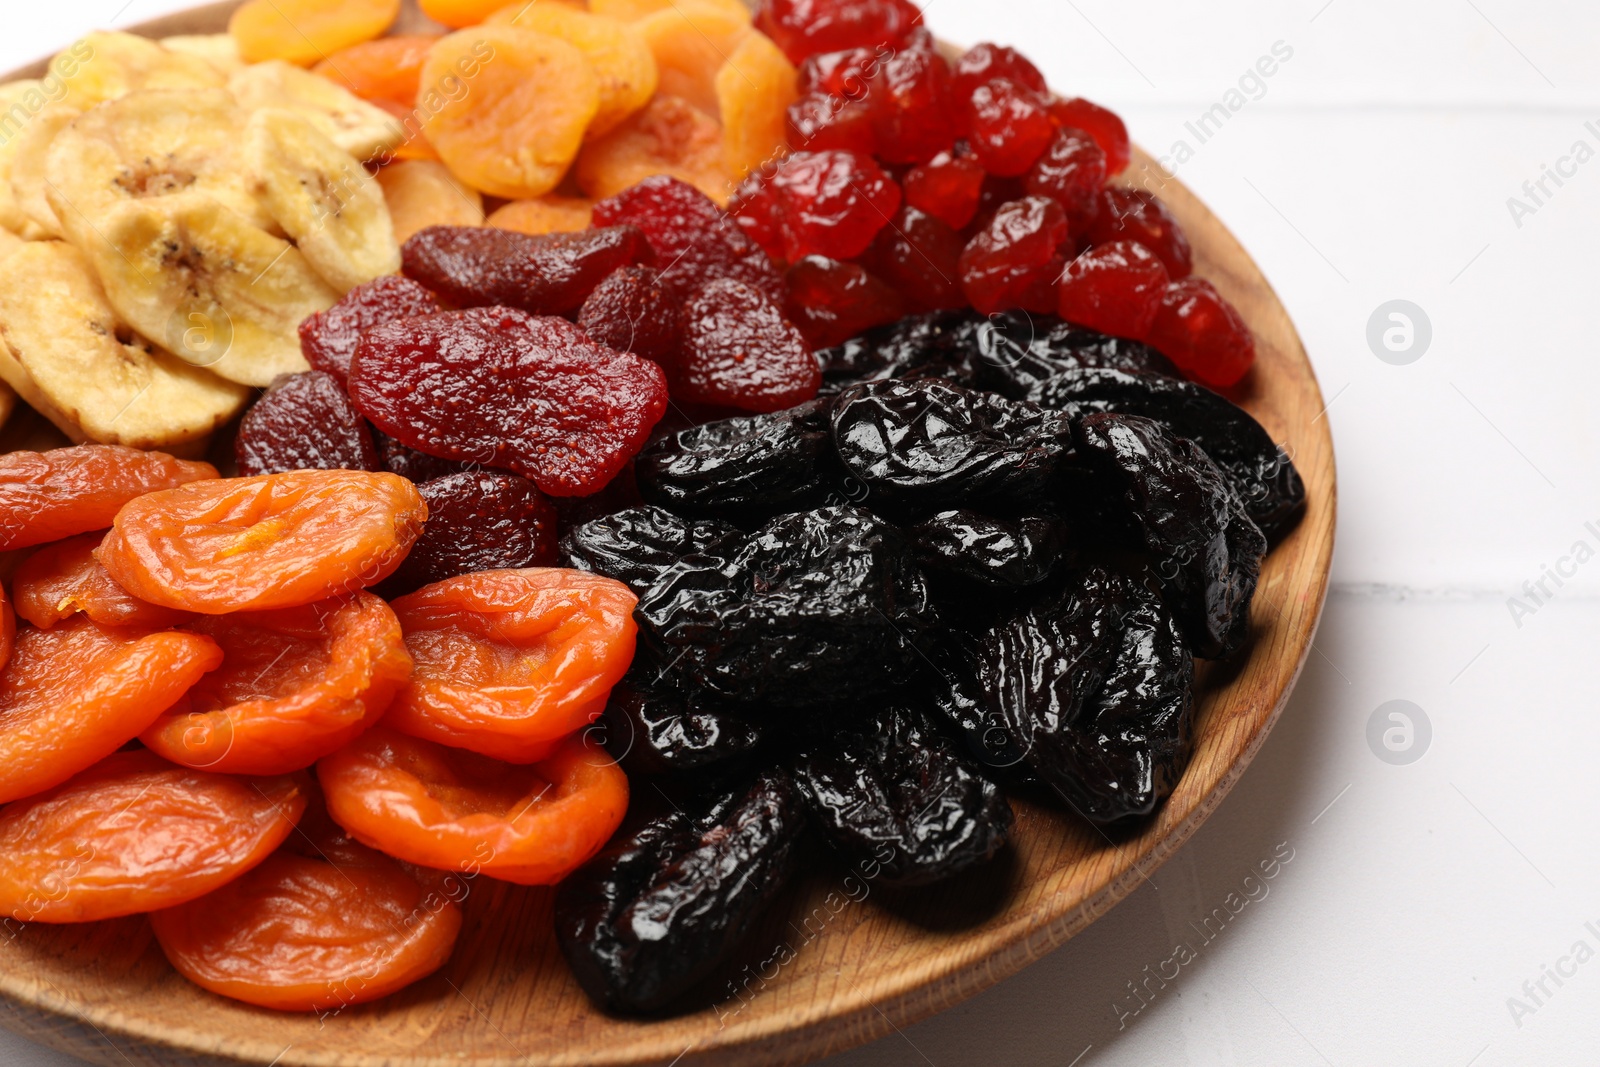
[832, 379, 1072, 510]
[561, 505, 741, 595]
[973, 312, 1177, 399]
[555, 769, 806, 1014]
[910, 510, 1070, 590]
[384, 471, 558, 594]
[815, 309, 984, 395]
[795, 704, 1013, 888]
[235, 371, 381, 476]
[1075, 413, 1266, 659]
[635, 507, 939, 710]
[599, 666, 763, 780]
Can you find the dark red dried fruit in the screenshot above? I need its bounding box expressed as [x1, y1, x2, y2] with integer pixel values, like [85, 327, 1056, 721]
[903, 145, 986, 230]
[377, 433, 476, 483]
[784, 256, 907, 349]
[1057, 240, 1169, 341]
[676, 279, 820, 412]
[958, 196, 1071, 316]
[728, 149, 901, 262]
[868, 41, 954, 165]
[1024, 127, 1107, 229]
[863, 205, 965, 311]
[757, 0, 923, 65]
[1147, 278, 1256, 388]
[384, 471, 558, 594]
[592, 176, 784, 304]
[966, 78, 1056, 177]
[1048, 96, 1130, 176]
[786, 92, 877, 155]
[401, 225, 651, 317]
[299, 276, 443, 385]
[1086, 187, 1192, 278]
[578, 266, 682, 366]
[349, 307, 669, 497]
[236, 371, 381, 477]
[952, 44, 1048, 102]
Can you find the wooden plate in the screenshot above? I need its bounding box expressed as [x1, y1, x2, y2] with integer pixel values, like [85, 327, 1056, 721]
[0, 5, 1336, 1065]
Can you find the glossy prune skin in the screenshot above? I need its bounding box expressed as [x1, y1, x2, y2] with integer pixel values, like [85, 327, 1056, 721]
[235, 371, 381, 476]
[1075, 414, 1266, 659]
[831, 379, 1072, 511]
[401, 225, 651, 317]
[634, 399, 841, 519]
[815, 309, 984, 395]
[1029, 366, 1305, 542]
[561, 505, 741, 595]
[795, 704, 1012, 888]
[554, 769, 805, 1014]
[974, 313, 1178, 399]
[910, 510, 1070, 589]
[635, 507, 938, 709]
[384, 471, 558, 594]
[599, 666, 763, 781]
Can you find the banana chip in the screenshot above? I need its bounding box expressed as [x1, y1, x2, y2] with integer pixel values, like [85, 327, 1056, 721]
[0, 80, 41, 234]
[8, 105, 80, 239]
[56, 31, 226, 111]
[229, 61, 406, 161]
[0, 241, 249, 449]
[246, 109, 399, 294]
[159, 35, 246, 76]
[80, 192, 337, 388]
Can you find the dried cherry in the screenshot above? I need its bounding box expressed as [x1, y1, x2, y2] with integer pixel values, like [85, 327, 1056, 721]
[965, 79, 1056, 177]
[1024, 128, 1108, 228]
[728, 149, 902, 262]
[903, 144, 987, 230]
[959, 196, 1073, 315]
[952, 43, 1048, 101]
[784, 255, 908, 349]
[236, 371, 382, 477]
[1048, 96, 1130, 177]
[1056, 240, 1170, 341]
[385, 472, 559, 594]
[1086, 187, 1192, 279]
[786, 90, 877, 155]
[401, 224, 650, 317]
[869, 39, 955, 164]
[299, 275, 443, 385]
[13, 533, 191, 631]
[1148, 277, 1257, 388]
[0, 446, 216, 553]
[675, 278, 821, 413]
[757, 0, 923, 64]
[863, 204, 967, 311]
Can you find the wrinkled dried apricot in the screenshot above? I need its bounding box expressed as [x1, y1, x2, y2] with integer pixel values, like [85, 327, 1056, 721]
[487, 196, 596, 235]
[487, 5, 659, 140]
[0, 587, 12, 674]
[639, 2, 752, 118]
[0, 446, 217, 553]
[319, 728, 628, 884]
[12, 533, 192, 631]
[151, 843, 461, 1013]
[0, 620, 221, 804]
[419, 0, 521, 28]
[716, 31, 800, 180]
[384, 569, 637, 761]
[314, 36, 438, 112]
[576, 95, 731, 205]
[377, 160, 486, 245]
[142, 593, 412, 775]
[0, 750, 305, 923]
[593, 0, 751, 21]
[422, 27, 599, 199]
[97, 471, 428, 615]
[230, 0, 401, 66]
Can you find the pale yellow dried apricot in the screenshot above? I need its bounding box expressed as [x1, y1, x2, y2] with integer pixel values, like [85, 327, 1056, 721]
[230, 0, 401, 66]
[715, 31, 799, 181]
[638, 1, 751, 118]
[486, 5, 657, 138]
[576, 94, 730, 204]
[485, 196, 594, 235]
[377, 160, 485, 243]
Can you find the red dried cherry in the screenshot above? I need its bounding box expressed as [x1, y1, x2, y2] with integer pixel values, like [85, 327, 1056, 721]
[1086, 187, 1192, 278]
[784, 256, 907, 349]
[299, 276, 443, 386]
[965, 78, 1056, 178]
[1048, 96, 1130, 176]
[236, 371, 382, 477]
[786, 92, 877, 155]
[958, 196, 1072, 316]
[757, 0, 923, 65]
[864, 205, 965, 311]
[578, 266, 682, 366]
[952, 43, 1048, 102]
[798, 47, 880, 98]
[1147, 278, 1256, 388]
[402, 225, 651, 317]
[1024, 127, 1107, 230]
[676, 279, 821, 412]
[1057, 240, 1169, 341]
[904, 144, 987, 230]
[868, 40, 955, 165]
[728, 149, 902, 262]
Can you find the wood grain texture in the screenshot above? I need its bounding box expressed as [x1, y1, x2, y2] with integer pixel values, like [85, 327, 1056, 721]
[0, 5, 1336, 1065]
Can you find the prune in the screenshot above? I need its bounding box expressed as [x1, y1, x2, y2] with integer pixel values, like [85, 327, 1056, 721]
[973, 314, 1177, 398]
[903, 144, 987, 230]
[384, 471, 558, 594]
[1075, 414, 1266, 658]
[1056, 240, 1170, 341]
[599, 667, 763, 780]
[561, 505, 742, 593]
[235, 371, 382, 477]
[676, 279, 821, 413]
[377, 431, 476, 483]
[577, 266, 682, 365]
[1025, 367, 1304, 541]
[634, 399, 840, 519]
[298, 275, 443, 385]
[401, 225, 651, 317]
[863, 205, 967, 312]
[965, 79, 1056, 178]
[757, 0, 923, 64]
[635, 507, 938, 709]
[556, 769, 805, 1013]
[1047, 96, 1131, 177]
[958, 196, 1072, 315]
[831, 379, 1072, 510]
[795, 704, 1012, 888]
[910, 510, 1070, 589]
[784, 256, 908, 350]
[816, 309, 984, 395]
[591, 175, 784, 304]
[869, 38, 955, 165]
[1148, 277, 1256, 388]
[349, 307, 669, 497]
[728, 149, 901, 262]
[1086, 188, 1192, 279]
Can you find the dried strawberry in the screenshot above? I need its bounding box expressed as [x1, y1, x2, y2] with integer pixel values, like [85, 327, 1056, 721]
[676, 279, 820, 412]
[1147, 278, 1255, 388]
[384, 471, 558, 595]
[1048, 96, 1130, 176]
[864, 205, 965, 310]
[958, 196, 1072, 316]
[578, 266, 682, 366]
[1086, 187, 1192, 278]
[869, 40, 955, 164]
[592, 176, 784, 304]
[728, 149, 901, 262]
[952, 44, 1048, 101]
[966, 78, 1056, 177]
[787, 92, 878, 155]
[757, 0, 923, 65]
[236, 371, 381, 477]
[401, 225, 651, 318]
[1057, 240, 1169, 340]
[349, 308, 669, 497]
[785, 256, 907, 349]
[299, 276, 442, 385]
[377, 432, 476, 483]
[904, 144, 987, 230]
[1024, 127, 1107, 229]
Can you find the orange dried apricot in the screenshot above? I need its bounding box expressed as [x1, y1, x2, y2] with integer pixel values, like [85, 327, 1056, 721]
[576, 94, 730, 204]
[485, 196, 594, 235]
[592, 0, 750, 24]
[638, 2, 751, 118]
[485, 5, 657, 139]
[97, 470, 427, 616]
[0, 445, 217, 553]
[377, 160, 486, 244]
[420, 0, 582, 29]
[0, 619, 221, 804]
[151, 843, 461, 1012]
[319, 727, 628, 884]
[384, 569, 637, 762]
[13, 532, 192, 631]
[421, 26, 599, 199]
[230, 0, 401, 66]
[716, 32, 799, 181]
[313, 35, 438, 111]
[0, 586, 12, 674]
[0, 750, 305, 923]
[142, 593, 413, 775]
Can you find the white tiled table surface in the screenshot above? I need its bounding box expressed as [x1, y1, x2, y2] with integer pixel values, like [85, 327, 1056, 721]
[6, 1, 1599, 1064]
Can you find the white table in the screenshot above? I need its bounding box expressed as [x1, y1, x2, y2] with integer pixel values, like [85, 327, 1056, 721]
[6, 1, 1599, 1064]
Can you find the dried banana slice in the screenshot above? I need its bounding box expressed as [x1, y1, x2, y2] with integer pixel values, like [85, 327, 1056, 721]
[0, 241, 249, 449]
[57, 31, 226, 111]
[44, 89, 278, 239]
[9, 105, 81, 239]
[159, 35, 246, 76]
[246, 109, 399, 294]
[80, 192, 337, 388]
[229, 61, 406, 161]
[0, 80, 40, 234]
